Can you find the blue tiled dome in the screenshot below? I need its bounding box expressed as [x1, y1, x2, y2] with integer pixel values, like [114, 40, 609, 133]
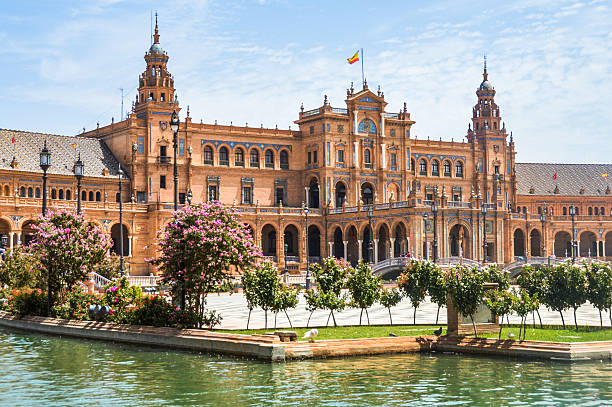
[479, 80, 493, 90]
[149, 43, 164, 55]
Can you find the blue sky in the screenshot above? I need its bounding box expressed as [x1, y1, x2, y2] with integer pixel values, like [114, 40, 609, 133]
[1, 0, 611, 163]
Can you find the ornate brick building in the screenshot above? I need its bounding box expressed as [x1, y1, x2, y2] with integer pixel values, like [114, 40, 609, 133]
[1, 22, 611, 276]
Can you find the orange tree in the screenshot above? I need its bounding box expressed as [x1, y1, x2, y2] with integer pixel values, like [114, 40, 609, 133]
[447, 265, 486, 337]
[29, 210, 112, 316]
[398, 260, 429, 324]
[150, 202, 260, 325]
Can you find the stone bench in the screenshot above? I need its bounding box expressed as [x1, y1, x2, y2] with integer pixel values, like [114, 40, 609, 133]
[273, 331, 298, 342]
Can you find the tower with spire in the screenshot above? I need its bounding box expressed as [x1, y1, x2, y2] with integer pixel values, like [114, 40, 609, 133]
[134, 14, 178, 115]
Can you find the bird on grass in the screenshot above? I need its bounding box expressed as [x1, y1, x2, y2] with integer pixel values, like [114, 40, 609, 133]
[508, 332, 516, 339]
[433, 327, 443, 336]
[389, 332, 398, 337]
[302, 328, 318, 342]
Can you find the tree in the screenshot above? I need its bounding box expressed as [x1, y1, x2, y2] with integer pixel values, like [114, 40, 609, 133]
[252, 261, 279, 329]
[484, 289, 515, 339]
[586, 262, 612, 327]
[150, 202, 260, 326]
[29, 210, 112, 316]
[273, 285, 299, 328]
[241, 269, 259, 329]
[306, 257, 348, 327]
[540, 263, 570, 328]
[379, 288, 402, 325]
[398, 260, 428, 324]
[446, 265, 486, 337]
[483, 264, 510, 291]
[566, 263, 588, 329]
[426, 264, 447, 325]
[512, 289, 539, 341]
[517, 265, 544, 328]
[346, 261, 381, 325]
[0, 247, 43, 290]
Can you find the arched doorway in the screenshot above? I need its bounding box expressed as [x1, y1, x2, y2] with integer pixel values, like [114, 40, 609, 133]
[308, 178, 319, 209]
[307, 225, 321, 261]
[361, 182, 374, 205]
[554, 231, 571, 258]
[530, 229, 542, 256]
[579, 231, 597, 257]
[0, 219, 10, 250]
[335, 182, 347, 208]
[283, 225, 299, 260]
[362, 224, 373, 263]
[513, 229, 525, 258]
[377, 223, 390, 261]
[110, 224, 129, 257]
[449, 224, 470, 258]
[393, 223, 407, 257]
[22, 220, 37, 246]
[333, 227, 343, 259]
[261, 224, 277, 259]
[346, 226, 358, 265]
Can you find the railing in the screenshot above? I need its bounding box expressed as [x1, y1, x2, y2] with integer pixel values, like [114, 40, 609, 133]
[332, 108, 348, 114]
[308, 256, 321, 264]
[447, 201, 472, 209]
[423, 200, 435, 206]
[372, 257, 410, 273]
[285, 256, 300, 263]
[283, 273, 306, 285]
[391, 201, 408, 208]
[345, 206, 358, 213]
[302, 109, 319, 117]
[157, 156, 171, 164]
[88, 272, 111, 290]
[376, 203, 389, 210]
[127, 275, 161, 287]
[329, 208, 344, 214]
[384, 113, 400, 119]
[437, 257, 482, 269]
[263, 256, 277, 262]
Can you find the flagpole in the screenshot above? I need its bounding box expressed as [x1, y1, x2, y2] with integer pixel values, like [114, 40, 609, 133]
[361, 48, 365, 87]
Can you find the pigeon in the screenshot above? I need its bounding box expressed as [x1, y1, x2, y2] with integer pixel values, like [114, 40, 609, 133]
[302, 328, 319, 342]
[433, 327, 443, 336]
[508, 332, 516, 339]
[389, 332, 398, 337]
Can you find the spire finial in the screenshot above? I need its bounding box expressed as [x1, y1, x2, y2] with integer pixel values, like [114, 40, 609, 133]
[483, 53, 488, 81]
[153, 11, 160, 44]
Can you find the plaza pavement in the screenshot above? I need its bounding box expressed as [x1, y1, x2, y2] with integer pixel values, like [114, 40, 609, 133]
[206, 291, 611, 330]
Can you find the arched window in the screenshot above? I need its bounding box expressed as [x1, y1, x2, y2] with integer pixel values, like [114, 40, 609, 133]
[364, 149, 372, 168]
[280, 150, 289, 170]
[588, 207, 593, 216]
[51, 189, 57, 199]
[443, 160, 451, 177]
[361, 183, 374, 205]
[203, 146, 213, 164]
[66, 190, 71, 200]
[358, 118, 377, 134]
[594, 207, 599, 216]
[410, 158, 416, 175]
[19, 187, 25, 197]
[82, 190, 87, 201]
[250, 149, 260, 168]
[538, 207, 542, 215]
[522, 206, 527, 214]
[335, 182, 347, 207]
[27, 187, 33, 198]
[419, 159, 427, 175]
[88, 191, 94, 201]
[455, 161, 464, 177]
[35, 188, 40, 198]
[219, 147, 229, 165]
[96, 192, 101, 202]
[431, 160, 440, 176]
[3, 185, 8, 196]
[563, 207, 567, 215]
[58, 189, 64, 200]
[235, 148, 244, 166]
[265, 150, 274, 168]
[601, 207, 605, 216]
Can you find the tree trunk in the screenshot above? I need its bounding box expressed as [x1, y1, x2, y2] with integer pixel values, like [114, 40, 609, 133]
[307, 311, 314, 328]
[331, 310, 338, 327]
[284, 310, 293, 328]
[413, 307, 417, 325]
[264, 310, 268, 330]
[247, 308, 252, 330]
[537, 310, 543, 328]
[388, 308, 393, 326]
[326, 311, 332, 327]
[435, 305, 441, 325]
[359, 308, 363, 326]
[532, 311, 536, 329]
[365, 309, 370, 325]
[573, 307, 578, 330]
[471, 315, 478, 338]
[518, 317, 522, 341]
[599, 309, 602, 328]
[274, 313, 277, 329]
[559, 311, 566, 329]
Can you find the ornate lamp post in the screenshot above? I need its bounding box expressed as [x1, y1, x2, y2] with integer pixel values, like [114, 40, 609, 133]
[284, 243, 289, 275]
[367, 204, 374, 263]
[431, 201, 439, 263]
[569, 205, 577, 263]
[170, 110, 180, 211]
[540, 208, 546, 258]
[118, 165, 125, 274]
[74, 154, 84, 214]
[39, 141, 51, 216]
[481, 204, 488, 263]
[423, 213, 429, 260]
[302, 201, 311, 289]
[186, 189, 193, 205]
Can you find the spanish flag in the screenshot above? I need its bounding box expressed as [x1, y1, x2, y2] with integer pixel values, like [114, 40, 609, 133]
[11, 137, 16, 144]
[71, 142, 77, 149]
[603, 172, 608, 178]
[347, 50, 359, 64]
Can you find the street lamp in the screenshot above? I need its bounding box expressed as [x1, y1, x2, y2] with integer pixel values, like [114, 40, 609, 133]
[481, 204, 488, 263]
[170, 110, 180, 211]
[118, 165, 125, 274]
[431, 201, 438, 263]
[367, 204, 374, 263]
[423, 213, 429, 260]
[284, 242, 289, 275]
[74, 154, 84, 214]
[540, 208, 546, 258]
[302, 202, 311, 289]
[39, 140, 51, 216]
[569, 205, 577, 263]
[186, 188, 193, 205]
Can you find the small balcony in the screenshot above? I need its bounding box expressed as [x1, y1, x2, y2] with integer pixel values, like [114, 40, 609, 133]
[157, 156, 171, 164]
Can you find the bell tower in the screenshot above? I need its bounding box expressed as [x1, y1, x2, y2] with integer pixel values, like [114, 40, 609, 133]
[469, 56, 503, 140]
[134, 15, 178, 115]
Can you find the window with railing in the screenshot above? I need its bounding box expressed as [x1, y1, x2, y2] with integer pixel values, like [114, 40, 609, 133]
[456, 161, 464, 177]
[265, 150, 274, 168]
[337, 149, 344, 163]
[419, 159, 427, 175]
[203, 146, 213, 165]
[280, 150, 289, 169]
[250, 149, 260, 168]
[235, 148, 244, 167]
[364, 148, 372, 169]
[443, 160, 451, 177]
[432, 160, 440, 176]
[219, 147, 229, 166]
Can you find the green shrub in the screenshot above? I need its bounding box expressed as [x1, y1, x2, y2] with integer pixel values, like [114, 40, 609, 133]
[7, 289, 47, 317]
[123, 295, 205, 329]
[102, 276, 142, 322]
[53, 289, 99, 320]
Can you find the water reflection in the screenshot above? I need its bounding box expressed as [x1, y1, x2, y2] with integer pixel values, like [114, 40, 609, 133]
[0, 328, 610, 406]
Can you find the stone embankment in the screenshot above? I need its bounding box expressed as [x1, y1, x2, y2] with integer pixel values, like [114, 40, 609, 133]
[1, 311, 610, 362]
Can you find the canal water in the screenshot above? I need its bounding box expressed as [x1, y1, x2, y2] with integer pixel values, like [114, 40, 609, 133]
[0, 328, 610, 406]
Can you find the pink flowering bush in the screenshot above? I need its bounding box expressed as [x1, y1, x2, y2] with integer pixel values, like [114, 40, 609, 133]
[102, 276, 142, 322]
[149, 202, 261, 326]
[28, 210, 112, 315]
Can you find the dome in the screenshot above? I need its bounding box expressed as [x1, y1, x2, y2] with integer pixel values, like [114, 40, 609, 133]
[479, 80, 492, 90]
[149, 43, 164, 55]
